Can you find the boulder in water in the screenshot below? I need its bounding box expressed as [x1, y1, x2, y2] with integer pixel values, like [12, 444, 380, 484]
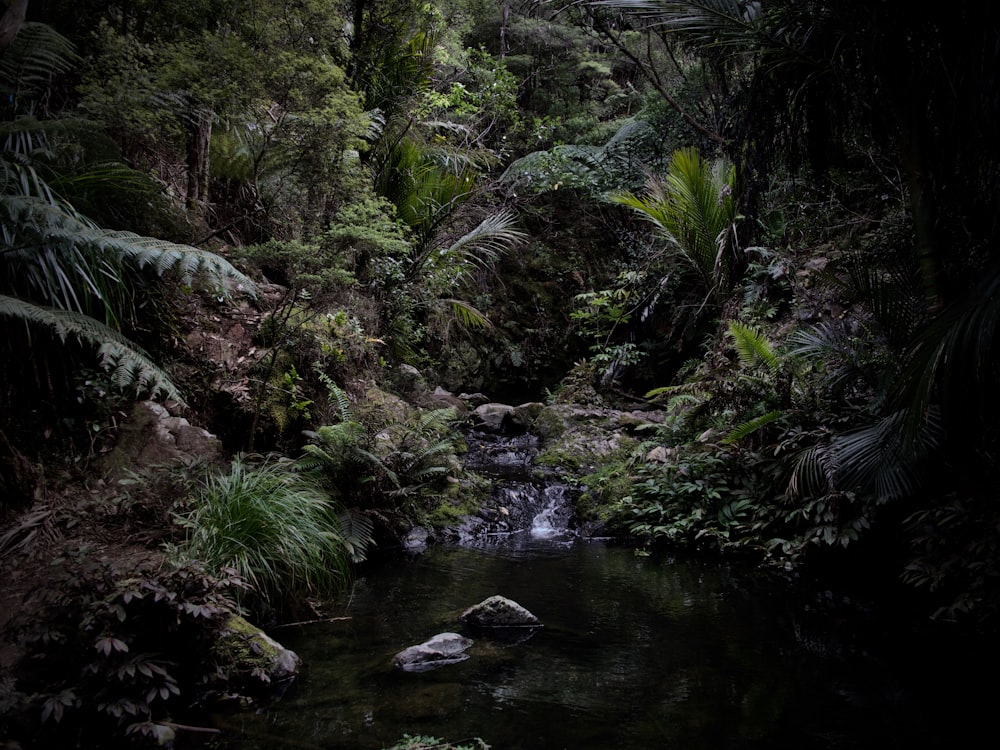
[472, 403, 515, 432]
[460, 595, 541, 628]
[393, 632, 474, 672]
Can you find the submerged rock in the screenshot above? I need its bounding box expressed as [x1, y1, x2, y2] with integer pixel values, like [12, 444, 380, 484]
[460, 595, 541, 628]
[393, 632, 474, 672]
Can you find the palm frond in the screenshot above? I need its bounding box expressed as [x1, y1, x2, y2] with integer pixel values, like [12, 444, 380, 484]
[727, 320, 779, 373]
[438, 209, 526, 270]
[896, 264, 1000, 443]
[441, 299, 488, 330]
[591, 0, 806, 63]
[610, 148, 738, 301]
[724, 409, 783, 443]
[787, 320, 885, 405]
[788, 409, 940, 503]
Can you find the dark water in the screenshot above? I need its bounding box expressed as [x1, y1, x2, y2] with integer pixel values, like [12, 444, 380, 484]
[214, 432, 991, 749]
[213, 537, 989, 750]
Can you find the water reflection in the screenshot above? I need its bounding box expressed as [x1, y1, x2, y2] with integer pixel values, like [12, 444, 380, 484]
[212, 539, 989, 750]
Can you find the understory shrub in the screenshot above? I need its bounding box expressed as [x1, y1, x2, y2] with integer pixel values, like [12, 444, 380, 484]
[606, 444, 763, 556]
[2, 555, 245, 749]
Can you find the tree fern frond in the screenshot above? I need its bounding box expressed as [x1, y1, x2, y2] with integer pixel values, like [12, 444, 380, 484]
[0, 293, 183, 402]
[1, 195, 256, 302]
[0, 22, 78, 98]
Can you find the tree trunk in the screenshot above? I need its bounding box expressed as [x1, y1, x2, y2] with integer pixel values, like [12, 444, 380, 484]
[0, 428, 38, 507]
[0, 0, 28, 54]
[186, 111, 213, 212]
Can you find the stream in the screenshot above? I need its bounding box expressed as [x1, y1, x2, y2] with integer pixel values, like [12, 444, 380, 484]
[215, 431, 991, 749]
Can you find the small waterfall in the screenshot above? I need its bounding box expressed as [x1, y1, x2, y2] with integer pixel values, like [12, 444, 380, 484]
[529, 484, 574, 539]
[458, 429, 576, 546]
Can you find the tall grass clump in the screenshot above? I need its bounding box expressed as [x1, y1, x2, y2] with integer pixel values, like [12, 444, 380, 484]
[175, 456, 351, 614]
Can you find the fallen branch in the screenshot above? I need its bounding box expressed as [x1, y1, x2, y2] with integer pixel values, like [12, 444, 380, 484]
[272, 616, 352, 629]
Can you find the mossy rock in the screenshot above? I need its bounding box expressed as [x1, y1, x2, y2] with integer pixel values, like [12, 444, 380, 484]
[532, 405, 569, 440]
[214, 614, 301, 687]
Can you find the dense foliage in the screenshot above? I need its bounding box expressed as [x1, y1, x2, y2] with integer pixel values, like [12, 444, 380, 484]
[2, 0, 999, 743]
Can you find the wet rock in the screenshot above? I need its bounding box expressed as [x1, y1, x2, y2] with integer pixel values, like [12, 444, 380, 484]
[391, 363, 427, 395]
[459, 392, 491, 408]
[427, 386, 468, 414]
[404, 526, 431, 553]
[460, 595, 541, 628]
[393, 632, 474, 672]
[511, 402, 545, 431]
[472, 402, 515, 432]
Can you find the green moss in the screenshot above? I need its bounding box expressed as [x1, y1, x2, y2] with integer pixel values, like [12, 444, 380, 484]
[214, 614, 281, 670]
[213, 614, 300, 689]
[423, 475, 490, 528]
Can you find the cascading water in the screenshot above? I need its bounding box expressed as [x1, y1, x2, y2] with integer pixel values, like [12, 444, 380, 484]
[459, 429, 577, 546]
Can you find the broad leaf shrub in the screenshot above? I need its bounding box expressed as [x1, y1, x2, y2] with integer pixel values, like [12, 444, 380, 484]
[2, 554, 247, 749]
[606, 443, 763, 556]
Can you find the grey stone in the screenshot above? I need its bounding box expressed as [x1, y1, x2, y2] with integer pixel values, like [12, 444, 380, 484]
[472, 403, 515, 432]
[404, 526, 431, 553]
[460, 595, 541, 628]
[393, 632, 474, 672]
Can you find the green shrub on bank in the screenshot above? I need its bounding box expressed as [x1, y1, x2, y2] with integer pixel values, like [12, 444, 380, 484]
[2, 556, 246, 749]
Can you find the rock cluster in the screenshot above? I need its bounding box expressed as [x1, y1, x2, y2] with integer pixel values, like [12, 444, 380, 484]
[393, 596, 541, 672]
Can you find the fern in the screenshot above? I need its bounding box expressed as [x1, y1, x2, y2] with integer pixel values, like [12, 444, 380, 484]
[0, 294, 182, 402]
[337, 509, 375, 563]
[312, 363, 352, 423]
[499, 119, 656, 194]
[0, 22, 78, 98]
[727, 320, 780, 373]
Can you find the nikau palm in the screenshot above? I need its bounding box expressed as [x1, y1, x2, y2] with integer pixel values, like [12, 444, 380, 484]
[611, 147, 739, 305]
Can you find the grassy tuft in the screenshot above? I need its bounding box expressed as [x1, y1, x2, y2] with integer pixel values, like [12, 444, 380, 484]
[174, 456, 352, 613]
